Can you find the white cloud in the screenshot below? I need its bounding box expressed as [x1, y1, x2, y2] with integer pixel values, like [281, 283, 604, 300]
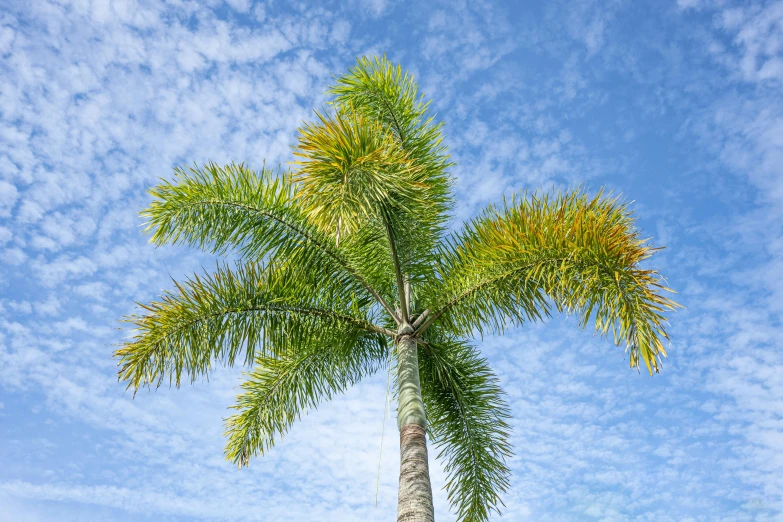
[5, 300, 32, 314]
[356, 0, 391, 18]
[225, 0, 252, 13]
[32, 255, 98, 287]
[0, 180, 18, 216]
[1, 247, 25, 265]
[0, 24, 16, 55]
[33, 295, 61, 317]
[73, 281, 110, 302]
[718, 2, 783, 84]
[677, 0, 704, 10]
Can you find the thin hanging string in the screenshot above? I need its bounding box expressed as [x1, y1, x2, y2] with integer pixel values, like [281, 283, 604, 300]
[375, 347, 394, 507]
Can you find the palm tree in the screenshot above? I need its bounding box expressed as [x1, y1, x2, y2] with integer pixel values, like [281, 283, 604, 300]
[115, 56, 678, 522]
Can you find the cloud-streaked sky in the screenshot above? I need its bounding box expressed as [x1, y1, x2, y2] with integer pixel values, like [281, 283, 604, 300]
[1, 0, 782, 520]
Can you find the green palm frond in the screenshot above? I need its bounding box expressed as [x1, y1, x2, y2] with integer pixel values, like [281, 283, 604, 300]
[292, 109, 423, 241]
[115, 262, 388, 391]
[329, 55, 454, 282]
[329, 55, 452, 210]
[224, 330, 389, 467]
[340, 215, 398, 307]
[419, 189, 680, 374]
[142, 161, 399, 321]
[419, 332, 512, 522]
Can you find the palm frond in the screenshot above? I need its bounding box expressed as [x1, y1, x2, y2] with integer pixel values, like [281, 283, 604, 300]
[224, 330, 389, 467]
[329, 55, 452, 203]
[419, 189, 681, 374]
[142, 162, 399, 321]
[115, 262, 388, 391]
[419, 332, 512, 522]
[329, 55, 454, 283]
[340, 215, 398, 308]
[292, 109, 422, 239]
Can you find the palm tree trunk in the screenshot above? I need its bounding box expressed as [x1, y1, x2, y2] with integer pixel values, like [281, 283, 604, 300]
[396, 326, 434, 522]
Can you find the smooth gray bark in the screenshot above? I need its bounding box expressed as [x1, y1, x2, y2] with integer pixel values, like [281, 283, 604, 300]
[396, 326, 435, 522]
[396, 327, 426, 428]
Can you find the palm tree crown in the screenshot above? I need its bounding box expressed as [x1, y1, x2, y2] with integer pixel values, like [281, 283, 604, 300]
[115, 55, 678, 522]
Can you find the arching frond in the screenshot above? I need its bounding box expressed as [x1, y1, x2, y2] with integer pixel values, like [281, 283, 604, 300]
[115, 262, 389, 391]
[419, 189, 680, 374]
[419, 333, 512, 522]
[224, 330, 389, 467]
[142, 162, 398, 321]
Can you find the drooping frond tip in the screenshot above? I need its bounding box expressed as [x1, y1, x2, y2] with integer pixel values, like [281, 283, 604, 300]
[223, 332, 389, 467]
[114, 261, 384, 394]
[421, 188, 681, 375]
[419, 333, 513, 522]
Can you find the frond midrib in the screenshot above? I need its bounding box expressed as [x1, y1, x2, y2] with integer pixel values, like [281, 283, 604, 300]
[137, 303, 392, 347]
[171, 198, 398, 321]
[421, 256, 569, 332]
[232, 347, 341, 464]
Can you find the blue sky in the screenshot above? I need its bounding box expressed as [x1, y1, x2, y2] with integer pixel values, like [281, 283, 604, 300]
[1, 0, 782, 520]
